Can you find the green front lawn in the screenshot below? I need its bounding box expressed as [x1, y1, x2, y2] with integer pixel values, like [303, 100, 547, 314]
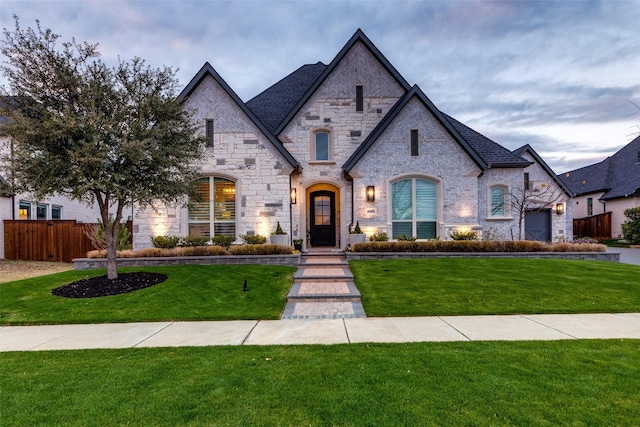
[351, 258, 640, 316]
[0, 265, 295, 325]
[2, 340, 639, 426]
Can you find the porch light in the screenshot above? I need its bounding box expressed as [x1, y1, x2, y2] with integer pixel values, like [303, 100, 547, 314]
[366, 186, 375, 202]
[290, 188, 297, 205]
[556, 203, 565, 215]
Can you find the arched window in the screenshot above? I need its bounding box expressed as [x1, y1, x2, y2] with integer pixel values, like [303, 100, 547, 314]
[313, 131, 331, 161]
[391, 178, 437, 239]
[490, 186, 506, 217]
[188, 177, 236, 237]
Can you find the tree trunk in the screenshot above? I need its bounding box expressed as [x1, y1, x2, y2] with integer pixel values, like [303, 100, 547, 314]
[105, 219, 118, 280]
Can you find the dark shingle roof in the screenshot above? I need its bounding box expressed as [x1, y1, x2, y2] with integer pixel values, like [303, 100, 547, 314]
[561, 136, 640, 200]
[443, 114, 531, 168]
[246, 62, 327, 134]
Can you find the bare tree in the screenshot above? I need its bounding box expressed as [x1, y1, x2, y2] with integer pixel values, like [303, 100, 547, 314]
[510, 180, 564, 240]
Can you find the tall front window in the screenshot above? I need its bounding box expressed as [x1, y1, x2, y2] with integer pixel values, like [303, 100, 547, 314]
[188, 177, 236, 237]
[490, 187, 506, 217]
[314, 131, 330, 161]
[391, 178, 437, 239]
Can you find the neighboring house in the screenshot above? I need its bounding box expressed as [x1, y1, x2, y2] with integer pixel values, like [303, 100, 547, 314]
[134, 29, 570, 249]
[561, 136, 640, 239]
[0, 133, 102, 259]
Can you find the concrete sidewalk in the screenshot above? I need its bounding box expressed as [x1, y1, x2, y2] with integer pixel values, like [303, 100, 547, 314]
[2, 313, 639, 351]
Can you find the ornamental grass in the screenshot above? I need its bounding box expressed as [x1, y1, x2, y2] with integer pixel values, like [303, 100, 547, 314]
[86, 244, 292, 258]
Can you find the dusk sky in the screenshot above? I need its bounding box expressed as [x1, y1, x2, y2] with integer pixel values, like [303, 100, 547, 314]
[2, 0, 638, 173]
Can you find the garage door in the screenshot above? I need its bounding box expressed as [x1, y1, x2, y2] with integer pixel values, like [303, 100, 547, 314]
[525, 209, 551, 241]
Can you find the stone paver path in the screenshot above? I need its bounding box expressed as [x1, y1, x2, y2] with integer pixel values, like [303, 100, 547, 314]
[281, 250, 365, 319]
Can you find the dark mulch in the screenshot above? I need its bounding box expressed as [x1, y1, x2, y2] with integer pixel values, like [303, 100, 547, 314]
[51, 272, 167, 298]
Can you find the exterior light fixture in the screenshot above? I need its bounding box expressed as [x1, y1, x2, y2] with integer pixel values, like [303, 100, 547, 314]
[366, 186, 375, 202]
[556, 203, 565, 215]
[290, 188, 297, 205]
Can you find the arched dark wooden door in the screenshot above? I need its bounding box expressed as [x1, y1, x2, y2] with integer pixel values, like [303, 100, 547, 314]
[310, 191, 336, 247]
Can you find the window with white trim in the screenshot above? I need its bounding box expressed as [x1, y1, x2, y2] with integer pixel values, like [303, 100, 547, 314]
[312, 131, 331, 161]
[188, 177, 236, 237]
[391, 178, 437, 239]
[52, 205, 62, 219]
[490, 186, 506, 217]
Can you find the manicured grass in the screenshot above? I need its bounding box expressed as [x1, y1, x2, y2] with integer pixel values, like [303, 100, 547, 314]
[351, 258, 640, 316]
[2, 340, 639, 426]
[0, 265, 295, 325]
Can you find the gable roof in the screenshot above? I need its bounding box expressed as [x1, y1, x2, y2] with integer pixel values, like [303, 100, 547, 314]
[246, 62, 327, 135]
[343, 85, 531, 173]
[512, 144, 573, 196]
[561, 136, 640, 200]
[178, 62, 300, 169]
[443, 115, 532, 169]
[270, 29, 412, 136]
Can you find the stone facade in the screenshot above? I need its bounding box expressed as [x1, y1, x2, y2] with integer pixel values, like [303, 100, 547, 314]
[129, 30, 571, 250]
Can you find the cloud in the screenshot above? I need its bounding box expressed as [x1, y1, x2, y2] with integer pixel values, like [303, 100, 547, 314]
[2, 0, 638, 173]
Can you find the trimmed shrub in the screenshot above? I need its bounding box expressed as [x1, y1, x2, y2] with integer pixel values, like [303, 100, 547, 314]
[450, 230, 478, 241]
[272, 221, 287, 235]
[229, 244, 293, 255]
[173, 246, 228, 256]
[622, 206, 640, 245]
[397, 234, 417, 241]
[241, 234, 267, 245]
[351, 221, 362, 234]
[179, 235, 210, 247]
[212, 235, 235, 248]
[151, 235, 181, 249]
[351, 240, 606, 253]
[369, 231, 389, 242]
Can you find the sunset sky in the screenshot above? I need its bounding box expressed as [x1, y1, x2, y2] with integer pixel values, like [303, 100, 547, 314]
[2, 0, 638, 173]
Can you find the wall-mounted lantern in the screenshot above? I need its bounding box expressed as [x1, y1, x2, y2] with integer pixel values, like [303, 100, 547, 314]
[555, 203, 565, 215]
[290, 188, 297, 205]
[366, 186, 375, 202]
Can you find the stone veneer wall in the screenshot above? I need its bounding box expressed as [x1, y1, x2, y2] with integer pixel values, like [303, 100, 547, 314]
[283, 41, 407, 248]
[74, 254, 301, 270]
[133, 74, 294, 250]
[349, 97, 483, 238]
[477, 168, 523, 240]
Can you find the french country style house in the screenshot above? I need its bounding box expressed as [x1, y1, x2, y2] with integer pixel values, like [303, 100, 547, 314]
[132, 29, 572, 250]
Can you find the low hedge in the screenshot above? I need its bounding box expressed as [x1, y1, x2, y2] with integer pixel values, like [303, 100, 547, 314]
[87, 244, 293, 258]
[351, 240, 606, 253]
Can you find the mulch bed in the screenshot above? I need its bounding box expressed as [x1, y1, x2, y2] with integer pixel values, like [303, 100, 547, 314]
[51, 272, 167, 298]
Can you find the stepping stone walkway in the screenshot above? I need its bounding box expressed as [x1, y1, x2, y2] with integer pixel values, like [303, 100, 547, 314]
[282, 249, 366, 319]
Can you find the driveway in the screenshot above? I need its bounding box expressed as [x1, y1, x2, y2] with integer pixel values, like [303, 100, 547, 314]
[606, 247, 640, 266]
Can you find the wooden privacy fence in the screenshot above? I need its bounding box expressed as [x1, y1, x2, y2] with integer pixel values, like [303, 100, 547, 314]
[573, 211, 612, 240]
[4, 220, 97, 263]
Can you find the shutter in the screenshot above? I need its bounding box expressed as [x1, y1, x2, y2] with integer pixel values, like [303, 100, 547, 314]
[411, 129, 418, 156]
[206, 119, 214, 147]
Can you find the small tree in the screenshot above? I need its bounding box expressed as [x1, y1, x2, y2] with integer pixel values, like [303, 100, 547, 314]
[1, 17, 206, 279]
[621, 206, 640, 245]
[510, 180, 564, 240]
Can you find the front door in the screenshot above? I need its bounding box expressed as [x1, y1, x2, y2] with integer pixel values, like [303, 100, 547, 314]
[525, 209, 552, 241]
[310, 191, 336, 247]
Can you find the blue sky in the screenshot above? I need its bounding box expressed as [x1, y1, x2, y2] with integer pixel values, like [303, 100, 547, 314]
[2, 0, 639, 173]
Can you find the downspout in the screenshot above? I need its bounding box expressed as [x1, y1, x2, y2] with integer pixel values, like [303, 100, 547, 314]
[344, 170, 354, 232]
[289, 173, 293, 244]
